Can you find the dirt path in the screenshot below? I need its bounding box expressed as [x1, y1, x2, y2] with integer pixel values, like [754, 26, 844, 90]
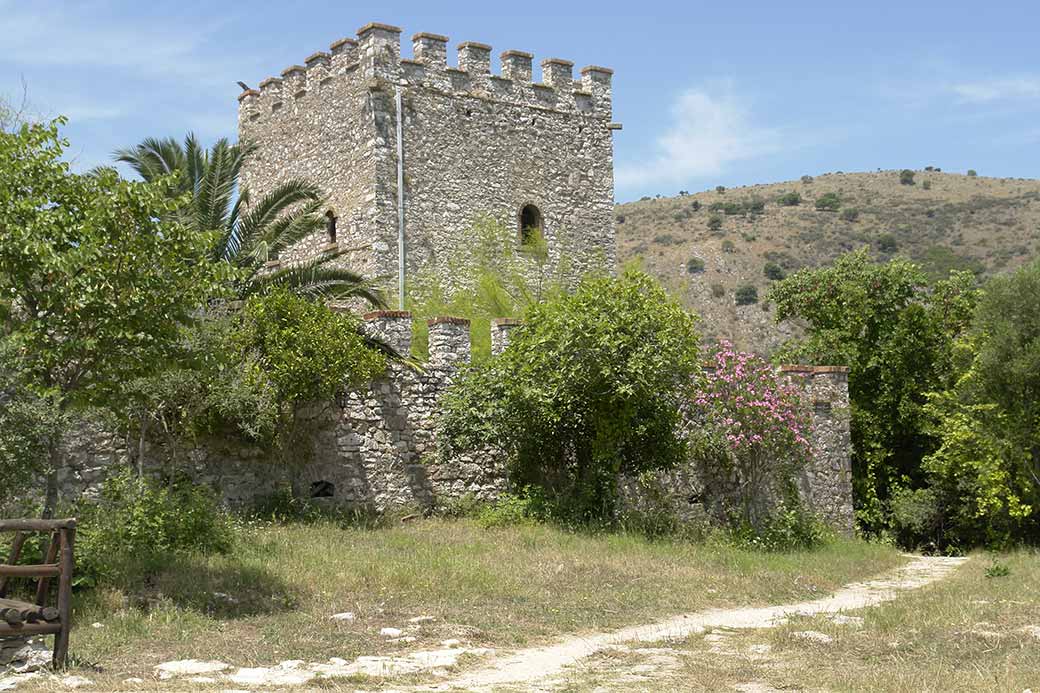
[422, 554, 967, 692]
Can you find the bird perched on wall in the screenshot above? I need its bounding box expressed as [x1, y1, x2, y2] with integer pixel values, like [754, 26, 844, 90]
[237, 81, 251, 92]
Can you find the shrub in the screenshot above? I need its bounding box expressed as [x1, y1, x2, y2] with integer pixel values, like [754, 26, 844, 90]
[616, 215, 625, 224]
[440, 270, 701, 523]
[654, 233, 680, 245]
[967, 169, 978, 177]
[690, 200, 701, 212]
[710, 283, 726, 298]
[900, 169, 916, 185]
[640, 196, 651, 201]
[686, 257, 706, 274]
[716, 185, 726, 193]
[777, 192, 801, 207]
[476, 493, 537, 528]
[814, 192, 841, 211]
[707, 215, 723, 232]
[741, 231, 757, 242]
[801, 175, 814, 184]
[729, 502, 829, 551]
[75, 470, 233, 586]
[734, 284, 758, 305]
[922, 180, 932, 190]
[877, 233, 898, 253]
[841, 208, 860, 222]
[721, 239, 736, 253]
[763, 262, 786, 281]
[691, 345, 812, 526]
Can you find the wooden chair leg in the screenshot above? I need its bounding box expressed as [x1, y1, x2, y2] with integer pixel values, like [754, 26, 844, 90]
[36, 532, 59, 606]
[53, 528, 74, 670]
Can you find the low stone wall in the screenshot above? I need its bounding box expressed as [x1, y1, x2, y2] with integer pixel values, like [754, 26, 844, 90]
[43, 313, 852, 530]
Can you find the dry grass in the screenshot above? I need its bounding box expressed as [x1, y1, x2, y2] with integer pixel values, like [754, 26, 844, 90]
[8, 518, 900, 689]
[558, 549, 1040, 692]
[617, 170, 1040, 353]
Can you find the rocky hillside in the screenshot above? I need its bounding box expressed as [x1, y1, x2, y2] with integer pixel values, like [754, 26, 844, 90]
[615, 169, 1040, 354]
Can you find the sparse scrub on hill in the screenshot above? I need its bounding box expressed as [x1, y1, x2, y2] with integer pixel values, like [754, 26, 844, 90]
[815, 192, 841, 211]
[716, 185, 727, 193]
[687, 257, 706, 274]
[877, 233, 898, 253]
[764, 262, 786, 281]
[840, 208, 860, 222]
[922, 180, 932, 190]
[722, 239, 736, 253]
[735, 284, 759, 305]
[967, 169, 978, 177]
[900, 169, 916, 185]
[801, 175, 814, 184]
[707, 214, 724, 232]
[777, 192, 802, 206]
[711, 283, 726, 298]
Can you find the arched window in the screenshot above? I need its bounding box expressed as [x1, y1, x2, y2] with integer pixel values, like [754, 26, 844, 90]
[325, 210, 338, 244]
[518, 204, 543, 247]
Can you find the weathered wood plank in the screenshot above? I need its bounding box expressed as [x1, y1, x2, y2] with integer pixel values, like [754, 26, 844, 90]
[0, 621, 62, 636]
[54, 528, 74, 669]
[0, 519, 77, 532]
[0, 531, 26, 597]
[35, 532, 59, 605]
[0, 564, 60, 578]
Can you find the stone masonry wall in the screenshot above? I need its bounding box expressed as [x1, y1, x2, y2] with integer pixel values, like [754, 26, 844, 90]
[238, 23, 618, 293]
[40, 316, 852, 530]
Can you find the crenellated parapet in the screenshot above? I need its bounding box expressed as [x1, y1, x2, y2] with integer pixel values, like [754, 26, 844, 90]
[238, 21, 615, 126]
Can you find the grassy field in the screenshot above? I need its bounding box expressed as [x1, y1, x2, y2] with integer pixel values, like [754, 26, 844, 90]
[10, 518, 901, 688]
[616, 170, 1040, 353]
[560, 550, 1040, 692]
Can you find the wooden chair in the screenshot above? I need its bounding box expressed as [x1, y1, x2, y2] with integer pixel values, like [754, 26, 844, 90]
[0, 519, 76, 669]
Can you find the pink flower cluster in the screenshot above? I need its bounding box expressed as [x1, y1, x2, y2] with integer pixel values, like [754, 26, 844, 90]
[692, 342, 812, 458]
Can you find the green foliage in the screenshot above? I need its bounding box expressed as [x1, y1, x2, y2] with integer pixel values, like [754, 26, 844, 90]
[475, 493, 538, 529]
[801, 175, 814, 184]
[921, 260, 1040, 546]
[75, 470, 232, 587]
[815, 192, 841, 211]
[711, 283, 726, 298]
[721, 240, 736, 253]
[841, 208, 860, 222]
[707, 215, 724, 232]
[709, 198, 764, 216]
[967, 169, 978, 177]
[920, 245, 985, 282]
[716, 185, 726, 193]
[877, 232, 899, 253]
[763, 262, 786, 281]
[769, 250, 978, 535]
[440, 270, 701, 523]
[115, 133, 383, 305]
[407, 219, 568, 362]
[922, 180, 932, 191]
[777, 192, 802, 207]
[900, 169, 916, 185]
[728, 501, 830, 552]
[734, 284, 759, 305]
[984, 558, 1011, 578]
[686, 257, 706, 274]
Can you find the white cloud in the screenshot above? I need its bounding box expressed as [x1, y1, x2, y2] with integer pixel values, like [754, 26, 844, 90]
[951, 77, 1040, 103]
[616, 86, 784, 189]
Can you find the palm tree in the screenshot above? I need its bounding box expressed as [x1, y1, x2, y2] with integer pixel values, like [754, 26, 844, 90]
[114, 134, 385, 306]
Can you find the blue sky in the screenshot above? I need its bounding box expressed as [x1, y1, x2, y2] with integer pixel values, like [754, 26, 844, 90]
[2, 0, 1038, 202]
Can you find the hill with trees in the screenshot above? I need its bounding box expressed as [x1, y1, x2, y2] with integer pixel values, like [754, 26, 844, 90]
[615, 169, 1040, 353]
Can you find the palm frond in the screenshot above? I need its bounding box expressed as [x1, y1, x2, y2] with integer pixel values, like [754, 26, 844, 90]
[245, 261, 388, 308]
[236, 180, 325, 257]
[113, 136, 188, 191]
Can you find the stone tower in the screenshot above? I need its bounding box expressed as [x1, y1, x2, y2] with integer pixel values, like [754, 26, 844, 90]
[237, 22, 619, 299]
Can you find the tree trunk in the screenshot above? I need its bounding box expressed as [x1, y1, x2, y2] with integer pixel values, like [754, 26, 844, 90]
[41, 438, 61, 521]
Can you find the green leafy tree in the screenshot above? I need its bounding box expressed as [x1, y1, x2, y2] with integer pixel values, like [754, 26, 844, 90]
[769, 249, 977, 532]
[922, 260, 1040, 545]
[114, 134, 383, 304]
[440, 270, 700, 522]
[0, 120, 229, 515]
[777, 192, 801, 207]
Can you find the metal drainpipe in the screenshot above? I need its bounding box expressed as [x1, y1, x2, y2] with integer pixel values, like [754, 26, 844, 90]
[395, 84, 406, 310]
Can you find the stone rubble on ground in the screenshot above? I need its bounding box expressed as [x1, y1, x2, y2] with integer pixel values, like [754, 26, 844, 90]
[408, 616, 436, 624]
[154, 659, 230, 680]
[330, 611, 355, 621]
[0, 639, 49, 674]
[1018, 625, 1040, 640]
[380, 627, 403, 637]
[791, 630, 833, 644]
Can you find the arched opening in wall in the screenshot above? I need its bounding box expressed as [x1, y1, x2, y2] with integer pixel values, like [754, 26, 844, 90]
[310, 480, 335, 498]
[518, 204, 544, 249]
[325, 209, 338, 244]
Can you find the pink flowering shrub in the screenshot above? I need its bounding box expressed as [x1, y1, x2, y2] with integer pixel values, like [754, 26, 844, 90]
[688, 342, 813, 528]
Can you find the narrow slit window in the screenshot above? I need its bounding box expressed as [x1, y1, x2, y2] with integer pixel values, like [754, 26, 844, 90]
[325, 210, 338, 244]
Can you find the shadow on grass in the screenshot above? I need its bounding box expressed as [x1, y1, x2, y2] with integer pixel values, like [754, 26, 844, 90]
[102, 554, 298, 620]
